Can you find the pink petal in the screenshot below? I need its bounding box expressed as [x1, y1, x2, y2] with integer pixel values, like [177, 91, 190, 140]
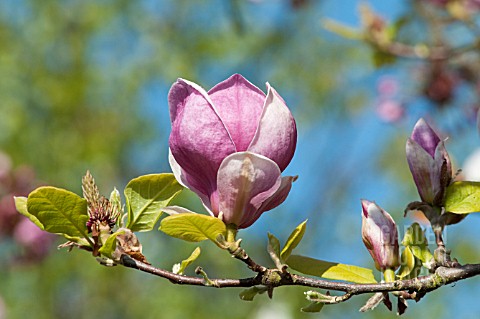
[168, 150, 215, 214]
[365, 201, 397, 232]
[248, 83, 297, 171]
[406, 139, 436, 203]
[216, 152, 281, 227]
[240, 175, 296, 229]
[169, 78, 214, 123]
[168, 148, 189, 189]
[168, 79, 236, 211]
[431, 141, 452, 204]
[411, 118, 440, 158]
[361, 199, 373, 218]
[208, 74, 266, 151]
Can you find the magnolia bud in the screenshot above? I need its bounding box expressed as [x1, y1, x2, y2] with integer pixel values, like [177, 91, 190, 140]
[361, 200, 400, 271]
[406, 118, 452, 206]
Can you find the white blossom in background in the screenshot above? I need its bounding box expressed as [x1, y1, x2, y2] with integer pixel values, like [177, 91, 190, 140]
[463, 148, 480, 181]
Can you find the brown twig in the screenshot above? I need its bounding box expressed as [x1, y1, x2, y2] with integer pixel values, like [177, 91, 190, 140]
[120, 254, 261, 287]
[376, 41, 480, 61]
[119, 254, 480, 303]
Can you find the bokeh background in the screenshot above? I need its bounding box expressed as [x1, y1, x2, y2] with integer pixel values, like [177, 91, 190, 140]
[1, 0, 480, 318]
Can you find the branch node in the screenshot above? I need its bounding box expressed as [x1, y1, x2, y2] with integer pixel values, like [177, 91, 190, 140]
[96, 257, 117, 267]
[195, 267, 219, 287]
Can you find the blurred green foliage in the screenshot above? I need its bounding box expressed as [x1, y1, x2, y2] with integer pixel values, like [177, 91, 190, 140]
[1, 0, 479, 318]
[0, 0, 150, 189]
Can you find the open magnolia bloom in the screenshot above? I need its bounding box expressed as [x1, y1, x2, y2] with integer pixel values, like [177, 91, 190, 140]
[361, 200, 400, 272]
[168, 74, 297, 229]
[406, 118, 452, 206]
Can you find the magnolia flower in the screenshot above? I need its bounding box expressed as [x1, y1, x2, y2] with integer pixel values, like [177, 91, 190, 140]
[168, 74, 297, 229]
[406, 118, 452, 206]
[361, 200, 400, 271]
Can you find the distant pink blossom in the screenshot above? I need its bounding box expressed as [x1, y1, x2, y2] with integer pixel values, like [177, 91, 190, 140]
[14, 218, 54, 259]
[377, 77, 398, 96]
[376, 100, 405, 123]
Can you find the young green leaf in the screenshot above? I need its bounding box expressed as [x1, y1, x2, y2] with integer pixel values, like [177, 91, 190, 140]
[239, 286, 268, 301]
[280, 219, 307, 262]
[267, 233, 281, 259]
[301, 302, 324, 313]
[109, 187, 123, 226]
[14, 196, 45, 230]
[27, 187, 91, 244]
[287, 255, 377, 284]
[321, 18, 362, 40]
[98, 230, 125, 259]
[397, 246, 415, 279]
[267, 233, 283, 269]
[174, 247, 201, 275]
[62, 235, 92, 247]
[125, 173, 183, 232]
[402, 223, 433, 264]
[444, 181, 480, 214]
[372, 50, 397, 68]
[159, 213, 226, 245]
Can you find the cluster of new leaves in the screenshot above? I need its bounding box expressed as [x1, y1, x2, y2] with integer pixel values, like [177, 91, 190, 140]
[14, 173, 183, 264]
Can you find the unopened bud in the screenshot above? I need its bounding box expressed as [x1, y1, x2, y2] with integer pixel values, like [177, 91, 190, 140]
[361, 200, 400, 271]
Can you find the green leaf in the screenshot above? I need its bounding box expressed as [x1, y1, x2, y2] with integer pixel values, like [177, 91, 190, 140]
[267, 233, 281, 259]
[280, 220, 307, 262]
[159, 213, 226, 245]
[98, 230, 125, 259]
[301, 302, 324, 313]
[321, 18, 362, 40]
[372, 50, 396, 68]
[267, 232, 283, 268]
[125, 173, 183, 232]
[14, 196, 45, 230]
[397, 246, 415, 279]
[62, 235, 92, 247]
[287, 255, 376, 284]
[174, 247, 201, 275]
[402, 222, 424, 246]
[109, 187, 123, 226]
[27, 187, 92, 244]
[444, 181, 480, 214]
[402, 223, 433, 264]
[239, 286, 268, 301]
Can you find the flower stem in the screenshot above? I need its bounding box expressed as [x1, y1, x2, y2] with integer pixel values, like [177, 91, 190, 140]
[226, 223, 238, 243]
[383, 269, 396, 283]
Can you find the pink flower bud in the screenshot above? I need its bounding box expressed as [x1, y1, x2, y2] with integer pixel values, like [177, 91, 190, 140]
[168, 74, 297, 228]
[361, 200, 400, 271]
[406, 118, 452, 205]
